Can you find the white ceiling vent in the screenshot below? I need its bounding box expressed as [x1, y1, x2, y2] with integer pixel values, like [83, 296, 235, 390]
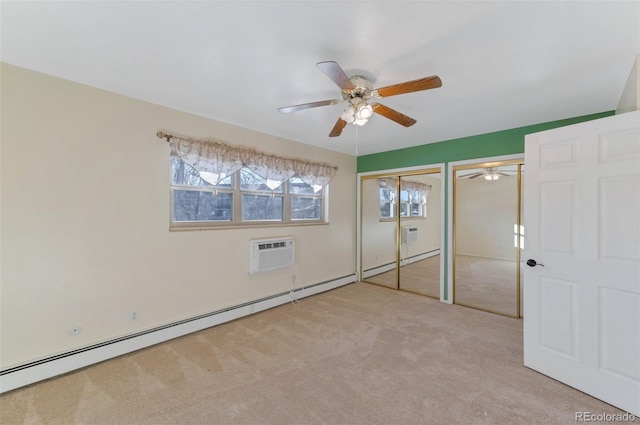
[249, 237, 295, 274]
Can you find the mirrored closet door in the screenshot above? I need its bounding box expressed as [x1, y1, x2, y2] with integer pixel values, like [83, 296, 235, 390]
[361, 176, 398, 288]
[398, 174, 441, 297]
[360, 169, 442, 298]
[453, 161, 524, 317]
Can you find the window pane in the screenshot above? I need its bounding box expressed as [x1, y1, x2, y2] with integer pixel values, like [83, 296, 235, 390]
[400, 190, 409, 203]
[410, 203, 421, 216]
[291, 196, 321, 220]
[171, 158, 232, 188]
[400, 203, 409, 217]
[242, 194, 283, 221]
[240, 168, 283, 193]
[173, 190, 232, 221]
[289, 176, 316, 194]
[380, 201, 392, 218]
[411, 191, 422, 204]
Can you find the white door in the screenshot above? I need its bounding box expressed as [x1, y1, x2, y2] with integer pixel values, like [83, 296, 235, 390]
[523, 110, 640, 415]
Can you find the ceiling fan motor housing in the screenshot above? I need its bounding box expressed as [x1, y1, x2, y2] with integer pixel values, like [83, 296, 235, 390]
[342, 75, 373, 103]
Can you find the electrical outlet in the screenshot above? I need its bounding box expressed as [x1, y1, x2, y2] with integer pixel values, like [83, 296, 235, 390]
[131, 311, 139, 322]
[68, 325, 83, 336]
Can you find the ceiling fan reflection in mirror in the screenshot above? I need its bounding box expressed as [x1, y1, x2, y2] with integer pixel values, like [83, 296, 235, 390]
[277, 61, 442, 137]
[459, 167, 515, 181]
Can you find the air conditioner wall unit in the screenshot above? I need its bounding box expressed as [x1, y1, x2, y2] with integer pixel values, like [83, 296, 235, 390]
[401, 226, 418, 243]
[249, 237, 295, 274]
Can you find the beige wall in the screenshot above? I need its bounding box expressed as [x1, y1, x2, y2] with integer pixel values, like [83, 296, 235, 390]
[0, 63, 356, 369]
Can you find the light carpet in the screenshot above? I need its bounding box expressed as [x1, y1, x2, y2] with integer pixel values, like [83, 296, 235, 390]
[0, 282, 626, 424]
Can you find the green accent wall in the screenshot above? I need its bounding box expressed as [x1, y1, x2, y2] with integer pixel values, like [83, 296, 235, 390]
[357, 111, 614, 303]
[357, 111, 614, 172]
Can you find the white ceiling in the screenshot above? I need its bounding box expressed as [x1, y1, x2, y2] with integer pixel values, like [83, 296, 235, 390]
[1, 1, 638, 156]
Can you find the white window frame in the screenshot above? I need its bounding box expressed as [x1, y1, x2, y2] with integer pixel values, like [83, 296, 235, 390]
[380, 187, 428, 221]
[170, 161, 328, 230]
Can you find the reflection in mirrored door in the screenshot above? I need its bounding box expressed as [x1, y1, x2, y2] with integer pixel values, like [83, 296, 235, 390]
[399, 173, 441, 298]
[453, 162, 523, 317]
[360, 170, 442, 297]
[361, 176, 397, 288]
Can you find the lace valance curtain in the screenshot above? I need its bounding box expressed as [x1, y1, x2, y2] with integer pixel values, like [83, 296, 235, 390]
[401, 180, 432, 196]
[172, 136, 338, 192]
[378, 178, 432, 196]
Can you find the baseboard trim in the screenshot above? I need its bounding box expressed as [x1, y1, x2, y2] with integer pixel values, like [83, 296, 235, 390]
[0, 274, 356, 394]
[363, 249, 440, 278]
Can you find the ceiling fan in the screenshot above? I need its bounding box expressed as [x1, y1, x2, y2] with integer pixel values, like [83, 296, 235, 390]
[458, 167, 514, 181]
[277, 61, 442, 137]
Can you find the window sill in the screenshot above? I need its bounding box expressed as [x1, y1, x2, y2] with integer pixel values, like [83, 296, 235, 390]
[169, 221, 329, 232]
[379, 216, 427, 223]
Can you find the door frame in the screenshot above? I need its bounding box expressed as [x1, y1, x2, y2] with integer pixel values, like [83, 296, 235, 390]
[446, 154, 524, 308]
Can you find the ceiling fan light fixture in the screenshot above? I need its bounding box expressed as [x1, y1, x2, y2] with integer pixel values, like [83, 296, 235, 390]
[484, 172, 499, 181]
[341, 105, 355, 123]
[355, 103, 373, 120]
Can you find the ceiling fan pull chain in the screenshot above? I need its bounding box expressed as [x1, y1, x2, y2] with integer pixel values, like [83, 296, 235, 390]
[355, 125, 359, 156]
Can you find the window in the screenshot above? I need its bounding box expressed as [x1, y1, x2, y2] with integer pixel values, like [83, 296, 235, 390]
[400, 189, 427, 218]
[379, 178, 430, 220]
[380, 186, 395, 219]
[171, 158, 326, 228]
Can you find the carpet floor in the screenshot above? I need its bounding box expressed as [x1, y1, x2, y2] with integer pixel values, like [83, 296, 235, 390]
[0, 282, 626, 424]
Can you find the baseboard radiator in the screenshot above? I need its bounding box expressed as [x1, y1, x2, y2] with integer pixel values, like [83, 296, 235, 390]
[0, 273, 356, 394]
[363, 249, 440, 279]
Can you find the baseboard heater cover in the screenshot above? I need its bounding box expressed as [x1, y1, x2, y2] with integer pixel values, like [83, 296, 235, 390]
[362, 249, 440, 278]
[0, 273, 356, 394]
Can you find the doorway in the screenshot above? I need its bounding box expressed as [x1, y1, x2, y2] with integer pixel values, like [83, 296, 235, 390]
[452, 159, 524, 317]
[359, 167, 443, 298]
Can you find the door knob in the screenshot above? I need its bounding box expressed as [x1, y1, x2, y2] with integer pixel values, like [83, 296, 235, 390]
[526, 259, 544, 267]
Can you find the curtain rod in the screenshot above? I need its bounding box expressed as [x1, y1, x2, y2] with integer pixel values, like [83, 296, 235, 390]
[156, 131, 173, 142]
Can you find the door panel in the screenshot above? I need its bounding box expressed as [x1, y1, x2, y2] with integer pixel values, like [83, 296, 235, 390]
[453, 162, 522, 317]
[539, 277, 577, 358]
[599, 288, 639, 381]
[399, 173, 441, 298]
[361, 176, 397, 289]
[524, 110, 640, 416]
[600, 175, 640, 262]
[539, 181, 575, 254]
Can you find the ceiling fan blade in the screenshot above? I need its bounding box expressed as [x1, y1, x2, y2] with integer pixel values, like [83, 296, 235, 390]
[375, 75, 442, 98]
[371, 103, 417, 127]
[458, 172, 483, 179]
[329, 118, 347, 137]
[278, 99, 339, 114]
[316, 61, 355, 91]
[497, 172, 511, 176]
